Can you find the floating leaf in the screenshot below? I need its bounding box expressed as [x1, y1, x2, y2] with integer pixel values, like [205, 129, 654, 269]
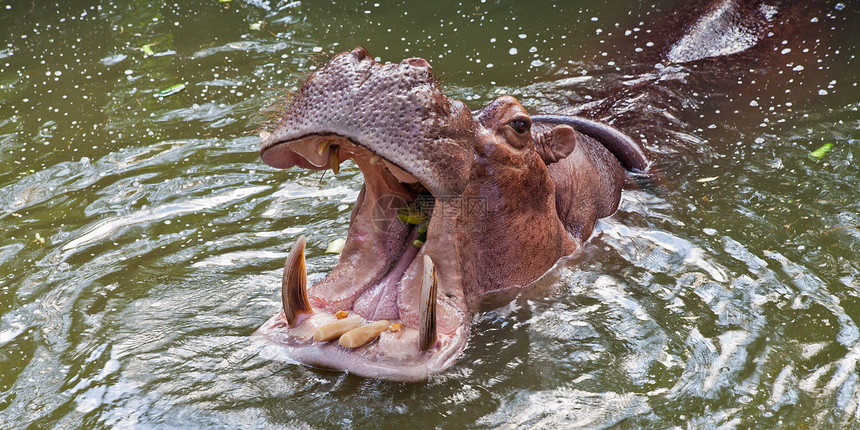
[696, 176, 719, 183]
[397, 203, 427, 225]
[325, 238, 346, 254]
[809, 142, 833, 160]
[141, 44, 155, 56]
[155, 83, 186, 98]
[250, 21, 263, 31]
[397, 212, 425, 225]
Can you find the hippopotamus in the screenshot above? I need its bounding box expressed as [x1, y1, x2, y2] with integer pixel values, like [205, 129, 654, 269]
[253, 46, 648, 381]
[252, 0, 805, 380]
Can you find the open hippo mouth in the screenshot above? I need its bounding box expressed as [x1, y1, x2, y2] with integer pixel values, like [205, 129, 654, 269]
[253, 47, 474, 381]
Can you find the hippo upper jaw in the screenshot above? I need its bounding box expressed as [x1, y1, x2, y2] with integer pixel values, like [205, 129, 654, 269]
[260, 46, 473, 198]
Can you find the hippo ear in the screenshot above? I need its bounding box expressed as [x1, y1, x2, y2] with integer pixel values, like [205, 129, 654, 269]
[533, 124, 578, 164]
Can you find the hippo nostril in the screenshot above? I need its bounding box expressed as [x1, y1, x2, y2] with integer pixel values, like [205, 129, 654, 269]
[403, 57, 431, 69]
[352, 46, 371, 60]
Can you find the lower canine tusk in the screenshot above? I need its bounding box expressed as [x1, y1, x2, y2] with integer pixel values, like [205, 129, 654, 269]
[282, 236, 313, 326]
[419, 255, 438, 351]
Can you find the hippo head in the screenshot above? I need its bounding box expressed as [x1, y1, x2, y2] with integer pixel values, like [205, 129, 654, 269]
[255, 47, 587, 381]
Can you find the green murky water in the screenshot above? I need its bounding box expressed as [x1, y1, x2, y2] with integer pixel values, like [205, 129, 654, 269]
[1, 0, 858, 428]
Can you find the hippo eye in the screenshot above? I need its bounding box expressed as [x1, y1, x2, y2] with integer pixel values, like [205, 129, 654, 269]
[509, 119, 530, 134]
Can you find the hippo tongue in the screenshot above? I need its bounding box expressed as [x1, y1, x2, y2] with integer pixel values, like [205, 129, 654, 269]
[352, 228, 421, 320]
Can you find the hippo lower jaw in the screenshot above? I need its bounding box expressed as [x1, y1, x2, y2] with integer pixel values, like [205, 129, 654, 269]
[253, 133, 470, 381]
[253, 309, 469, 382]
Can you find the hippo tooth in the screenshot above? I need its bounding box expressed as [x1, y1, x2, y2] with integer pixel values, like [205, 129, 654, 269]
[329, 146, 341, 174]
[419, 255, 438, 351]
[313, 314, 361, 342]
[282, 236, 313, 327]
[369, 155, 382, 165]
[317, 140, 332, 155]
[338, 320, 390, 348]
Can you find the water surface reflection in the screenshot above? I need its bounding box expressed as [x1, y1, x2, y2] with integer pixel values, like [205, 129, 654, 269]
[0, 0, 857, 428]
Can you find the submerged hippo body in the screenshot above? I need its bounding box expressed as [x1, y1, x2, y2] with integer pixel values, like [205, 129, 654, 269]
[254, 47, 648, 380]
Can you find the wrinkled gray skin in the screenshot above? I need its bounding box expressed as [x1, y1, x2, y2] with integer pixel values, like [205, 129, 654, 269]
[254, 47, 647, 381]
